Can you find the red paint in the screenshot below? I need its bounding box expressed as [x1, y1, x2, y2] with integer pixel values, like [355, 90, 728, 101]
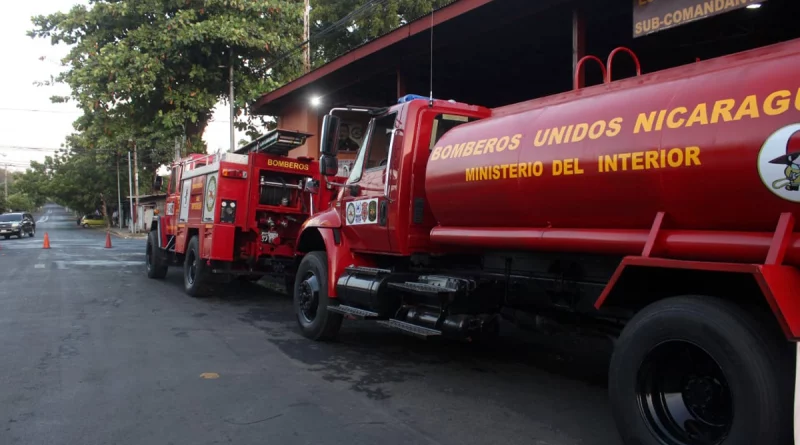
[605, 46, 642, 83]
[766, 212, 795, 265]
[425, 38, 800, 260]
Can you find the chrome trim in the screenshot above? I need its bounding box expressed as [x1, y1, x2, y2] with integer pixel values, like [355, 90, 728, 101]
[384, 128, 397, 200]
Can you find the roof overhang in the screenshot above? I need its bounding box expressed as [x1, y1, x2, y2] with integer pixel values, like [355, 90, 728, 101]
[251, 0, 496, 115]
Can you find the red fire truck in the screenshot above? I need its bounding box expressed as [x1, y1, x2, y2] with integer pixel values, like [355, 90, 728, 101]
[291, 40, 800, 444]
[145, 128, 340, 297]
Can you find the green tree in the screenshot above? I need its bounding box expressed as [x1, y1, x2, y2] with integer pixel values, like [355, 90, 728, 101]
[6, 193, 35, 213]
[29, 0, 305, 160]
[309, 0, 450, 68]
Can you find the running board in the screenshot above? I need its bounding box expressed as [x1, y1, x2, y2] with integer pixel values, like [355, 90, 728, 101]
[345, 266, 392, 276]
[327, 304, 381, 319]
[388, 281, 458, 296]
[377, 319, 442, 338]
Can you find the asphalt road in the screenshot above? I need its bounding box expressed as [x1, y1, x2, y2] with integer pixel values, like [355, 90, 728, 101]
[0, 204, 623, 445]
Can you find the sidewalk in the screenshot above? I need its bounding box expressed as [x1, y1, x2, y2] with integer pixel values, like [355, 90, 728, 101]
[100, 226, 148, 240]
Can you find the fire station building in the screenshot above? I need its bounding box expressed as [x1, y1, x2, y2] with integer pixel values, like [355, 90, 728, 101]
[250, 0, 798, 174]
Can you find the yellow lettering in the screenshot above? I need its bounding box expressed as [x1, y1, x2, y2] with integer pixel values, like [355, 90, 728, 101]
[441, 145, 453, 159]
[509, 163, 518, 179]
[686, 103, 709, 126]
[492, 166, 500, 180]
[496, 136, 510, 152]
[603, 155, 617, 172]
[734, 94, 760, 120]
[572, 123, 589, 142]
[589, 120, 606, 139]
[635, 112, 656, 133]
[765, 90, 791, 116]
[534, 129, 549, 147]
[632, 152, 644, 170]
[484, 138, 498, 153]
[500, 164, 509, 179]
[509, 134, 522, 150]
[519, 163, 528, 177]
[685, 146, 701, 166]
[474, 139, 487, 155]
[606, 117, 623, 137]
[667, 107, 687, 128]
[645, 150, 660, 169]
[533, 161, 543, 176]
[548, 126, 566, 145]
[618, 153, 632, 170]
[452, 143, 466, 158]
[575, 159, 584, 174]
[711, 99, 735, 123]
[552, 160, 563, 176]
[466, 168, 476, 181]
[668, 148, 684, 167]
[655, 110, 667, 131]
[462, 141, 476, 157]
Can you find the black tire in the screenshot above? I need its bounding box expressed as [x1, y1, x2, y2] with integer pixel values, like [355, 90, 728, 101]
[146, 231, 168, 279]
[609, 295, 794, 445]
[183, 236, 211, 298]
[293, 252, 343, 341]
[28, 228, 34, 237]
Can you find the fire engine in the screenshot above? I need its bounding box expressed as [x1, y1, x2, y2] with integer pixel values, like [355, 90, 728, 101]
[291, 39, 800, 445]
[145, 128, 339, 297]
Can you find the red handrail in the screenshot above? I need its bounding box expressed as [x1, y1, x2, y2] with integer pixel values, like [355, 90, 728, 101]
[573, 55, 607, 90]
[606, 46, 641, 83]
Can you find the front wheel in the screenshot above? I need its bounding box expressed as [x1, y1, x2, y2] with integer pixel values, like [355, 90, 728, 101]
[609, 295, 793, 445]
[28, 228, 34, 237]
[293, 252, 342, 341]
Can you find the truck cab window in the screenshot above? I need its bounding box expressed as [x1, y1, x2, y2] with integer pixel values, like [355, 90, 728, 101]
[347, 112, 397, 183]
[429, 114, 475, 151]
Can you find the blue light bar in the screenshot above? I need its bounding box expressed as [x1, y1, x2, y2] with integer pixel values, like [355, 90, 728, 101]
[397, 94, 430, 104]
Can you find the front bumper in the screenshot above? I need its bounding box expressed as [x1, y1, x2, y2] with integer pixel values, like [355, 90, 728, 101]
[0, 228, 20, 235]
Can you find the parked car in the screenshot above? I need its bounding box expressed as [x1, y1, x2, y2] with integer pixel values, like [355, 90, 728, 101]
[80, 215, 106, 228]
[0, 212, 35, 239]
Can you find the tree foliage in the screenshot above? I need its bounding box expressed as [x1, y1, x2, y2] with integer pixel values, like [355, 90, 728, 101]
[29, 0, 305, 163]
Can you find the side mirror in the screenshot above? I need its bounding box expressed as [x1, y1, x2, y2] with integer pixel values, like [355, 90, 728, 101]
[319, 114, 341, 157]
[153, 175, 163, 192]
[304, 178, 320, 194]
[319, 154, 338, 176]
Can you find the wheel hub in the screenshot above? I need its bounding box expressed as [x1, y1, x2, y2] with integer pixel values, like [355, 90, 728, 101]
[298, 274, 319, 323]
[637, 341, 732, 445]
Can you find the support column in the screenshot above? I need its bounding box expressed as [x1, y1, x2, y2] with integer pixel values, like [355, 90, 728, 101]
[396, 69, 407, 99]
[572, 8, 586, 88]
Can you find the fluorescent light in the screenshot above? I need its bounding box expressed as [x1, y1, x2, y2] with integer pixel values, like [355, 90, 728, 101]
[746, 3, 761, 9]
[310, 96, 322, 107]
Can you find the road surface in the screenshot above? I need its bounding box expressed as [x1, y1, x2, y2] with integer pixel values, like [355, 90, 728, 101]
[0, 204, 622, 445]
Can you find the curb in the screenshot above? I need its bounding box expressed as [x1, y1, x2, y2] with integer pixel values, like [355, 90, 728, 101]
[92, 227, 147, 240]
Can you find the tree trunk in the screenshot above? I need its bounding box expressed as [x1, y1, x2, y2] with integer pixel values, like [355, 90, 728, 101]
[184, 114, 211, 153]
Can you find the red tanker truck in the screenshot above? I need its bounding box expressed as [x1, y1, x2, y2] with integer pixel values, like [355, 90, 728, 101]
[292, 38, 800, 445]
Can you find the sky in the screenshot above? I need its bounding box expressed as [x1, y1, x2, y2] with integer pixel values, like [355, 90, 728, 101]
[0, 1, 256, 172]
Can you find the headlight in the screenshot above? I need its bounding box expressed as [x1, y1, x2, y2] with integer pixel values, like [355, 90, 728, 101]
[11, 223, 19, 227]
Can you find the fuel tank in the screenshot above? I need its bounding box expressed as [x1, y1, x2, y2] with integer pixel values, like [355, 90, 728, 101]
[425, 38, 800, 263]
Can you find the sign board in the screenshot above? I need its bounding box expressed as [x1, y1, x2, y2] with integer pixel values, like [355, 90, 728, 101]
[202, 172, 218, 222]
[633, 0, 765, 37]
[178, 178, 191, 222]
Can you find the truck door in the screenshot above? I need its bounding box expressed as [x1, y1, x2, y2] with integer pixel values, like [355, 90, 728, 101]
[340, 112, 398, 253]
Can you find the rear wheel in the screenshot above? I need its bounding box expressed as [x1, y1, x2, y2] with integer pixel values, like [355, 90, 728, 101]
[146, 231, 168, 279]
[183, 236, 211, 298]
[609, 295, 793, 445]
[293, 252, 342, 341]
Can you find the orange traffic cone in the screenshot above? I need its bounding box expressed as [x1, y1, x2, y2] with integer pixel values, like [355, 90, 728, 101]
[105, 231, 112, 248]
[43, 232, 50, 249]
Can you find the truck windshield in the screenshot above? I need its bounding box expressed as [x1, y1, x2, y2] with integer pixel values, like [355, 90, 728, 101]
[347, 112, 397, 183]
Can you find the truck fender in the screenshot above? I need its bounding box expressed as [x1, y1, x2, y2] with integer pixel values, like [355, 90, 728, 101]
[595, 256, 800, 341]
[303, 206, 342, 229]
[296, 227, 350, 298]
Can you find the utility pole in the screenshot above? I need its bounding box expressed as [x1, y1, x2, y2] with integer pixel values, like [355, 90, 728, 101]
[116, 153, 122, 230]
[3, 163, 7, 203]
[128, 152, 134, 234]
[229, 48, 235, 152]
[132, 140, 139, 234]
[303, 0, 310, 73]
